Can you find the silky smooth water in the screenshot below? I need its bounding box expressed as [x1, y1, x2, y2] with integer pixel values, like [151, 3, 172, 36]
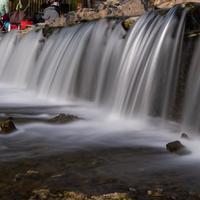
[0, 7, 188, 118]
[0, 6, 200, 161]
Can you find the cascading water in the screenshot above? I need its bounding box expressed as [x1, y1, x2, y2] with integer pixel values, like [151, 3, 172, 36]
[0, 6, 190, 121]
[0, 5, 199, 138]
[183, 38, 200, 133]
[2, 7, 200, 197]
[112, 7, 188, 118]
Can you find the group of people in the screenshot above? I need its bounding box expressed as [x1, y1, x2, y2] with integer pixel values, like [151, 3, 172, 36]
[0, 0, 61, 32]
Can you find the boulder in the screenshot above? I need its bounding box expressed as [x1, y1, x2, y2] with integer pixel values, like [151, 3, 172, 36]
[48, 113, 80, 124]
[166, 140, 191, 155]
[0, 119, 17, 134]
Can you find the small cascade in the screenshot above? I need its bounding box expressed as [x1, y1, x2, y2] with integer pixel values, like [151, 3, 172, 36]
[0, 5, 199, 129]
[0, 31, 43, 88]
[112, 7, 188, 118]
[0, 31, 17, 77]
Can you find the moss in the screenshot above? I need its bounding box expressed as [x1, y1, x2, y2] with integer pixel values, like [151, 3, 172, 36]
[0, 118, 17, 134]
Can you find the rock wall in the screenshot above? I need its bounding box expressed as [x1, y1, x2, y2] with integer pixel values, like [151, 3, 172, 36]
[49, 0, 144, 27]
[152, 0, 200, 8]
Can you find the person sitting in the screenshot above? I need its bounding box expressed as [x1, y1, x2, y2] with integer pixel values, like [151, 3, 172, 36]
[51, 0, 60, 15]
[42, 0, 60, 23]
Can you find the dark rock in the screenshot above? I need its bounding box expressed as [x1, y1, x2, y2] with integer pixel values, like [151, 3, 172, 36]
[122, 18, 135, 31]
[181, 133, 189, 139]
[48, 113, 80, 124]
[14, 170, 40, 182]
[0, 119, 17, 134]
[166, 140, 191, 155]
[169, 196, 177, 200]
[166, 141, 184, 152]
[13, 173, 24, 182]
[129, 187, 137, 193]
[42, 25, 53, 38]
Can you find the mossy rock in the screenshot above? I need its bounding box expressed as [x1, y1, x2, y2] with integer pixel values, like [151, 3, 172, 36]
[48, 113, 80, 124]
[0, 119, 17, 134]
[122, 18, 135, 31]
[29, 190, 133, 200]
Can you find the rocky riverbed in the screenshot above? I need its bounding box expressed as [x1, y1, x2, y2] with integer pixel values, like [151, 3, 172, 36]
[1, 144, 200, 200]
[0, 109, 200, 200]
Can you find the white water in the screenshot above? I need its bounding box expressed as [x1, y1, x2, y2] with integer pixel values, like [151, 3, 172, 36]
[0, 7, 187, 118]
[0, 6, 200, 160]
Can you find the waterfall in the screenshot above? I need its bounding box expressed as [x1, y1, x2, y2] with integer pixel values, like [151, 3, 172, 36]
[183, 38, 200, 133]
[0, 6, 195, 125]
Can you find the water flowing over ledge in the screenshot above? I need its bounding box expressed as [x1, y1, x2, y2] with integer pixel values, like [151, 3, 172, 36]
[0, 6, 199, 133]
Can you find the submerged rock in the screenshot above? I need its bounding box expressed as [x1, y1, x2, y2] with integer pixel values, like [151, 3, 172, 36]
[26, 170, 40, 176]
[90, 192, 132, 200]
[14, 170, 40, 182]
[48, 113, 80, 124]
[0, 119, 17, 134]
[147, 188, 163, 197]
[166, 140, 191, 155]
[29, 189, 51, 200]
[181, 133, 189, 140]
[29, 190, 132, 200]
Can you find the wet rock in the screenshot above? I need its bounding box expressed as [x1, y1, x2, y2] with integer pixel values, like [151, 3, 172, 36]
[0, 119, 17, 134]
[129, 187, 137, 193]
[63, 191, 88, 199]
[29, 190, 132, 200]
[51, 173, 64, 178]
[166, 140, 191, 155]
[13, 173, 24, 182]
[14, 170, 40, 182]
[91, 192, 132, 200]
[42, 25, 54, 38]
[29, 189, 52, 200]
[181, 133, 189, 139]
[166, 140, 184, 152]
[122, 18, 136, 31]
[147, 188, 163, 197]
[48, 113, 80, 124]
[169, 196, 177, 200]
[26, 170, 40, 176]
